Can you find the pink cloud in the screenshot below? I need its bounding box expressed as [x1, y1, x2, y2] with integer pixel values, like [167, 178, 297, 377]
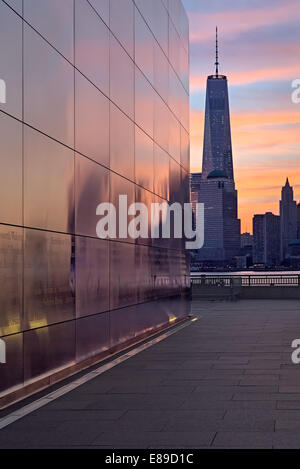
[188, 1, 300, 43]
[190, 65, 300, 90]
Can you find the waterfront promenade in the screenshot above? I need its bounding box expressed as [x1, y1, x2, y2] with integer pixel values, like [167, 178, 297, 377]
[1, 299, 300, 448]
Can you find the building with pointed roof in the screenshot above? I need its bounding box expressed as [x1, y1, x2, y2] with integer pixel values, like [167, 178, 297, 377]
[193, 28, 240, 265]
[280, 178, 298, 261]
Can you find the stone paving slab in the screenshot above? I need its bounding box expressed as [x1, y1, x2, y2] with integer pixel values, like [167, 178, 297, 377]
[1, 299, 300, 448]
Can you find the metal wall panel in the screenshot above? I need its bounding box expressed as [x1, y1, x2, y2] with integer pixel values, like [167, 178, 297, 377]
[0, 333, 23, 394]
[154, 143, 169, 200]
[0, 226, 23, 337]
[152, 0, 169, 56]
[109, 299, 188, 350]
[24, 229, 75, 330]
[24, 321, 75, 382]
[76, 237, 109, 317]
[169, 111, 181, 163]
[169, 158, 181, 204]
[75, 0, 109, 94]
[109, 305, 137, 348]
[134, 0, 154, 36]
[110, 34, 134, 119]
[88, 0, 109, 26]
[110, 0, 134, 58]
[180, 125, 190, 173]
[75, 154, 109, 237]
[75, 71, 109, 166]
[76, 312, 110, 362]
[24, 24, 74, 147]
[135, 126, 154, 192]
[154, 43, 169, 102]
[24, 126, 75, 233]
[24, 0, 74, 62]
[110, 102, 134, 180]
[0, 113, 22, 226]
[154, 93, 169, 153]
[109, 241, 137, 310]
[135, 244, 153, 302]
[135, 67, 154, 138]
[0, 1, 22, 119]
[135, 8, 154, 85]
[169, 18, 180, 74]
[110, 172, 135, 244]
[135, 186, 154, 246]
[4, 0, 23, 15]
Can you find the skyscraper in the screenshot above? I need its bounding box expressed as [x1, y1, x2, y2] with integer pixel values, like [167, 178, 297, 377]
[196, 28, 240, 265]
[280, 178, 297, 261]
[264, 212, 281, 267]
[202, 29, 233, 181]
[190, 172, 202, 230]
[241, 233, 253, 248]
[253, 212, 280, 267]
[253, 215, 265, 265]
[297, 203, 300, 239]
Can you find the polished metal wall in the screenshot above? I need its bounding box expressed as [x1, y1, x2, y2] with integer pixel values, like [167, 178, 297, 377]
[0, 0, 190, 396]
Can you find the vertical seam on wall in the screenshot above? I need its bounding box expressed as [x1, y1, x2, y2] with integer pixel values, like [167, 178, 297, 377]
[133, 1, 138, 309]
[21, 0, 25, 387]
[108, 0, 112, 349]
[73, 0, 77, 364]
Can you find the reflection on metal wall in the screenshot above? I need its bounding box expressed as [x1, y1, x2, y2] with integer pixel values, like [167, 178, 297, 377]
[0, 0, 190, 399]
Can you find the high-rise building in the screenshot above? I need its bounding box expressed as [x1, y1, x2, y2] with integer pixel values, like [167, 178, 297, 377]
[241, 233, 253, 248]
[280, 178, 297, 261]
[253, 215, 265, 264]
[190, 172, 202, 230]
[240, 232, 253, 267]
[0, 0, 190, 403]
[264, 212, 281, 267]
[196, 28, 240, 264]
[297, 203, 300, 239]
[253, 213, 280, 267]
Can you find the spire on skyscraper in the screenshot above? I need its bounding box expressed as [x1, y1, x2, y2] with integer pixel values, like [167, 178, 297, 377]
[215, 26, 219, 77]
[202, 26, 233, 181]
[285, 177, 290, 187]
[198, 29, 241, 264]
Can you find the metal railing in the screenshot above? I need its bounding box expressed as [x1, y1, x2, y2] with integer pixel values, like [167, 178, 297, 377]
[191, 275, 300, 287]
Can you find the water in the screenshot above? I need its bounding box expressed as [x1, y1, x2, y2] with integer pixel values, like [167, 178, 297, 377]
[191, 271, 300, 276]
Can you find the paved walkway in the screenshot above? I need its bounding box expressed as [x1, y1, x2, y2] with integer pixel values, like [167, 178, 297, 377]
[1, 299, 300, 448]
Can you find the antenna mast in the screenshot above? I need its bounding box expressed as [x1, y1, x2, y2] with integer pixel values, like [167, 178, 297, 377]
[215, 26, 219, 76]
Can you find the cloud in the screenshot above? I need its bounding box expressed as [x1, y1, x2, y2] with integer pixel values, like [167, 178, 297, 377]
[190, 66, 300, 91]
[188, 1, 300, 43]
[190, 108, 300, 231]
[190, 108, 300, 163]
[236, 163, 300, 231]
[186, 0, 300, 231]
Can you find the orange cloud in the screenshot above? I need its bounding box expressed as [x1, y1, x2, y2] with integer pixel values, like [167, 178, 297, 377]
[190, 108, 300, 232]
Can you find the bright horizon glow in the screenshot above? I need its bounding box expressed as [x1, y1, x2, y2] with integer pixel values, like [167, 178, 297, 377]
[183, 0, 300, 233]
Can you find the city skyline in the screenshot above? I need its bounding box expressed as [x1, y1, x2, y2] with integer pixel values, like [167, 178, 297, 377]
[183, 0, 300, 232]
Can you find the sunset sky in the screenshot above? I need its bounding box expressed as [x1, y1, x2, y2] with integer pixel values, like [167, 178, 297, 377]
[182, 0, 300, 232]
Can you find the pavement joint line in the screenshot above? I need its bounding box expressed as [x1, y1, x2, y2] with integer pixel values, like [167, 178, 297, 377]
[0, 317, 195, 431]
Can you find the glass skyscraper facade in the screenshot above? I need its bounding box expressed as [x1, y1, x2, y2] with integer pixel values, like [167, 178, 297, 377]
[194, 51, 240, 265]
[0, 0, 190, 404]
[202, 76, 234, 181]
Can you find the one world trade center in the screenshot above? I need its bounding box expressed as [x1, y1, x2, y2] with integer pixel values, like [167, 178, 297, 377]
[195, 28, 241, 265]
